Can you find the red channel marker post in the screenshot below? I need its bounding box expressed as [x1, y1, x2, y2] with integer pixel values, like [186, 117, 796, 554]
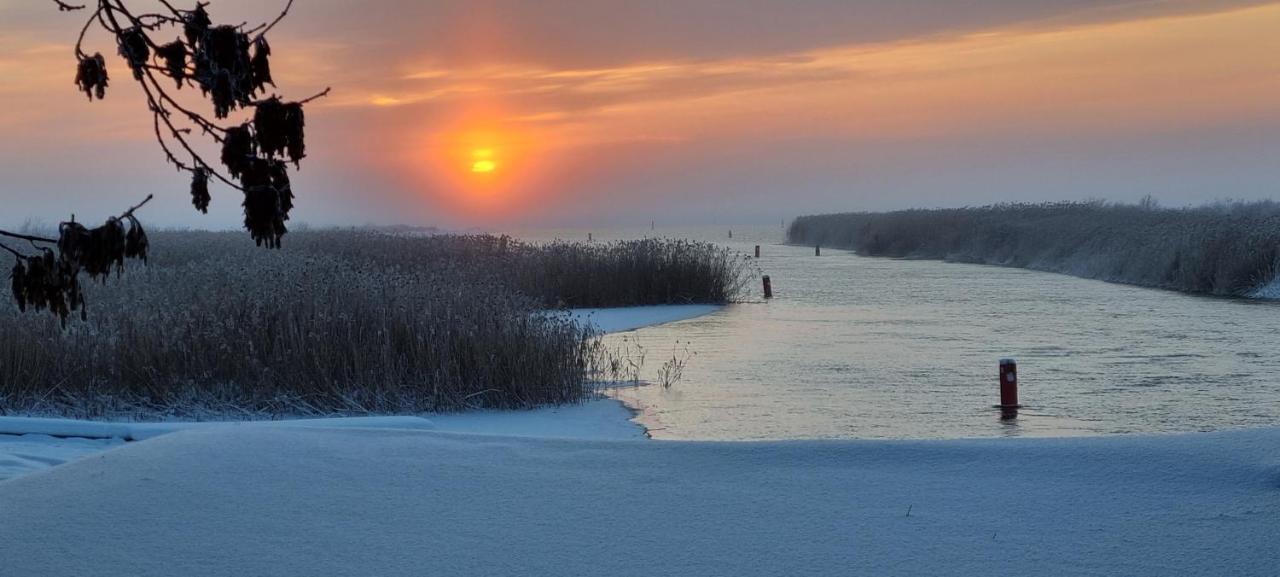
[999, 358, 1020, 408]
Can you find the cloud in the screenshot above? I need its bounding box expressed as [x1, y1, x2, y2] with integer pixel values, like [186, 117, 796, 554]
[0, 0, 1277, 229]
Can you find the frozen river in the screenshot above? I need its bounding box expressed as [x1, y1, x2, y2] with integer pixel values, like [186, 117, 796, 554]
[518, 225, 1280, 440]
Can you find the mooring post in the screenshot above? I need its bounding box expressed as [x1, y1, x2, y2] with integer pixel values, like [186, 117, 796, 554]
[763, 275, 773, 299]
[755, 245, 761, 258]
[999, 358, 1020, 408]
[815, 245, 821, 256]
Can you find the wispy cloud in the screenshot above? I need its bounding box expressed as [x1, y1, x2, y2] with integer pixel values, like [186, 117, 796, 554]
[1, 0, 1277, 228]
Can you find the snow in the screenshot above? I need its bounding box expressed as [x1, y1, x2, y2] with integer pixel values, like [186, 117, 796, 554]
[0, 402, 639, 482]
[562, 303, 722, 333]
[0, 415, 437, 442]
[0, 434, 123, 482]
[426, 398, 645, 440]
[1248, 277, 1280, 299]
[0, 304, 709, 480]
[2, 426, 1278, 576]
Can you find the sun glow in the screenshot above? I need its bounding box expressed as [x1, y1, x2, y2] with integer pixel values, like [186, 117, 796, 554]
[407, 108, 562, 221]
[471, 148, 497, 173]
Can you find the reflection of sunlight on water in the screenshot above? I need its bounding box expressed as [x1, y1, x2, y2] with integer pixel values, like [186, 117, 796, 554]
[523, 225, 1280, 440]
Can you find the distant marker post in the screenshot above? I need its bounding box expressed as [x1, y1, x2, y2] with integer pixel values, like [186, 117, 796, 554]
[763, 275, 773, 299]
[999, 359, 1021, 409]
[755, 245, 761, 258]
[815, 245, 821, 257]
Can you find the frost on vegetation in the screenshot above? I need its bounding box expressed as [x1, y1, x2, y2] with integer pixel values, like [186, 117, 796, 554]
[0, 230, 743, 419]
[788, 200, 1280, 297]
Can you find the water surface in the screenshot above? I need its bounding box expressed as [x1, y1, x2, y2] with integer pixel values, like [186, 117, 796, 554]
[513, 225, 1280, 440]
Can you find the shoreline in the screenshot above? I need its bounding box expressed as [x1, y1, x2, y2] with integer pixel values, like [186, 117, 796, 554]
[0, 304, 723, 481]
[781, 241, 1280, 302]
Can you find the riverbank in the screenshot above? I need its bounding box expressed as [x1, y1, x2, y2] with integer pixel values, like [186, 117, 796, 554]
[0, 304, 719, 481]
[788, 202, 1280, 298]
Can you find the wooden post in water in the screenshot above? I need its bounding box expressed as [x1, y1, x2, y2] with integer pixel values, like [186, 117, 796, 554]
[729, 229, 733, 239]
[588, 232, 592, 242]
[755, 245, 761, 258]
[762, 275, 773, 299]
[999, 359, 1020, 408]
[815, 245, 821, 256]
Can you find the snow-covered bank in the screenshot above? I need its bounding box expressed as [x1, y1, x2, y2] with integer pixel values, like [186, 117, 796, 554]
[0, 435, 123, 483]
[563, 303, 722, 333]
[0, 304, 714, 480]
[1248, 277, 1280, 299]
[426, 398, 645, 440]
[3, 426, 1278, 576]
[0, 401, 642, 482]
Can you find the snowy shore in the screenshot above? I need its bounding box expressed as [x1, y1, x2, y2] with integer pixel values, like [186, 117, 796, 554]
[3, 303, 1278, 576]
[3, 426, 1278, 576]
[0, 305, 716, 481]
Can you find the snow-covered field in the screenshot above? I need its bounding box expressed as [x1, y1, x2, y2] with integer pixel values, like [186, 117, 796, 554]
[3, 304, 1278, 576]
[2, 426, 1278, 576]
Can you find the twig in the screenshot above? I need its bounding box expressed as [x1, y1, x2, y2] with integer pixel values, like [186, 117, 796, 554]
[53, 0, 85, 11]
[73, 6, 102, 59]
[0, 230, 58, 245]
[297, 87, 332, 105]
[0, 193, 152, 255]
[0, 241, 27, 259]
[252, 0, 294, 40]
[119, 194, 155, 219]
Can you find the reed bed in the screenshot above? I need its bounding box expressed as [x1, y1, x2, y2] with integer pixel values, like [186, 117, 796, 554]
[788, 200, 1280, 297]
[0, 230, 746, 419]
[284, 231, 754, 307]
[504, 238, 755, 307]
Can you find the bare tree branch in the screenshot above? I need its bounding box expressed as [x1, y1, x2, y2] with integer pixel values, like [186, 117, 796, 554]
[0, 241, 25, 259]
[53, 0, 86, 11]
[249, 0, 294, 39]
[0, 230, 58, 245]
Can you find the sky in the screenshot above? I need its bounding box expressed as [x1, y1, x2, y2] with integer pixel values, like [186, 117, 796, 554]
[1, 0, 1278, 229]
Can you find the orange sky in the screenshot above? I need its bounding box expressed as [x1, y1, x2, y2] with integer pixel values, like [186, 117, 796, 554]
[1, 0, 1278, 227]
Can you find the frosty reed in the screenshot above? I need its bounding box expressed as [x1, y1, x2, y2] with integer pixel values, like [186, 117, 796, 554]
[0, 230, 750, 419]
[788, 200, 1280, 297]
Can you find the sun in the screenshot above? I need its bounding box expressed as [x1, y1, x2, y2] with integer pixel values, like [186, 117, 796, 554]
[470, 148, 497, 173]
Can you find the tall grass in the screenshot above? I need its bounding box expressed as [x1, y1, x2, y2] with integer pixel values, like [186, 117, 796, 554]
[287, 231, 754, 307]
[788, 200, 1280, 297]
[0, 230, 746, 419]
[505, 238, 755, 307]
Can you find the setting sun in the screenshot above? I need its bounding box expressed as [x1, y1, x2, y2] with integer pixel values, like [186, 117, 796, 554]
[471, 149, 497, 173]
